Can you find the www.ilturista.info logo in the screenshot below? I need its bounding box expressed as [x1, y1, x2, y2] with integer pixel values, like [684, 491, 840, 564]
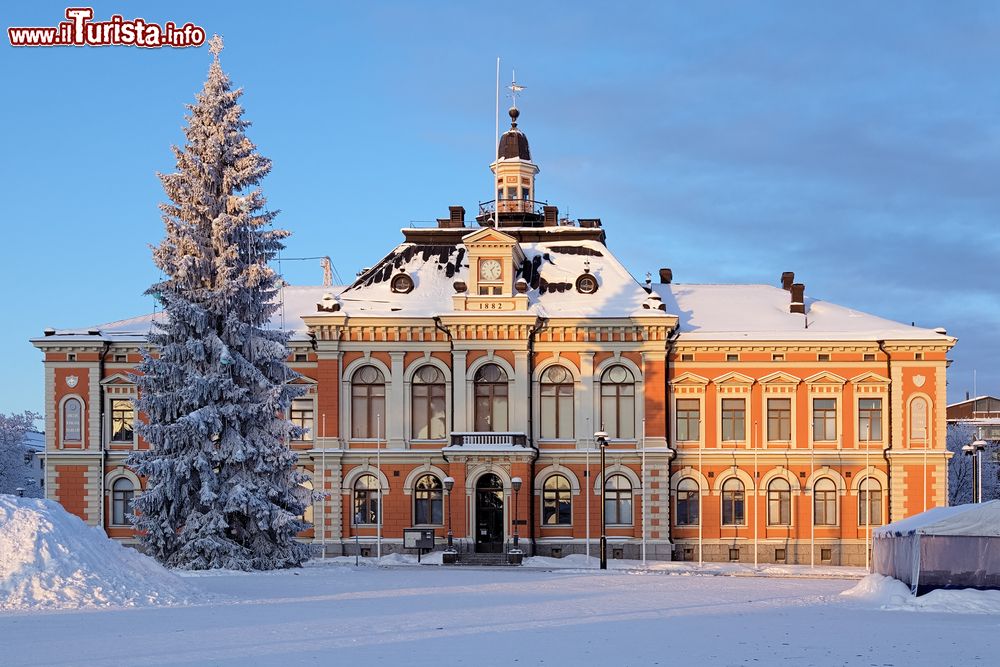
[8, 7, 206, 48]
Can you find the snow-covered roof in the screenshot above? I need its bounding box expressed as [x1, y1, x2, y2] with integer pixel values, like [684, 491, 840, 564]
[332, 236, 665, 319]
[20, 431, 44, 453]
[874, 501, 1000, 538]
[34, 235, 954, 347]
[34, 286, 336, 344]
[652, 283, 953, 343]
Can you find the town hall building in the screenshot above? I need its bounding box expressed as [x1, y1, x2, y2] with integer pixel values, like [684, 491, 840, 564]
[32, 103, 956, 566]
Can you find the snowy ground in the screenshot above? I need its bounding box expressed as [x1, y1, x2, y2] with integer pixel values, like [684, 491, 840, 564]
[2, 561, 998, 666]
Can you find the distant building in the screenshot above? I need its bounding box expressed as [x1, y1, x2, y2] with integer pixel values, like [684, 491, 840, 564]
[946, 395, 1000, 442]
[20, 430, 45, 496]
[30, 103, 957, 565]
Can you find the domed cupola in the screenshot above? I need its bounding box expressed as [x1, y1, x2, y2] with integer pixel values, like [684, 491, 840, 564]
[481, 82, 542, 227]
[498, 107, 531, 160]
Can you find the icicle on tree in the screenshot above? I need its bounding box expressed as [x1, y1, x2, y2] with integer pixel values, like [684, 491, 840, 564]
[129, 35, 309, 570]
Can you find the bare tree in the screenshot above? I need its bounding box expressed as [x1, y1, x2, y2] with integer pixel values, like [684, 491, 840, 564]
[0, 411, 41, 495]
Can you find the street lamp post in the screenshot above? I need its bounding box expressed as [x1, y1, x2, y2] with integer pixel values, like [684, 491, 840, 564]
[511, 477, 522, 552]
[963, 436, 988, 503]
[443, 476, 455, 551]
[595, 431, 608, 570]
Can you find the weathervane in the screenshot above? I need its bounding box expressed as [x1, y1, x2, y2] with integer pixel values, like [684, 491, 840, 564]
[508, 70, 526, 108]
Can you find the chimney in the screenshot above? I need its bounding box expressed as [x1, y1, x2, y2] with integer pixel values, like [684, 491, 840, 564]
[543, 205, 559, 226]
[578, 218, 602, 228]
[789, 283, 805, 314]
[437, 206, 465, 228]
[781, 271, 795, 291]
[659, 268, 673, 284]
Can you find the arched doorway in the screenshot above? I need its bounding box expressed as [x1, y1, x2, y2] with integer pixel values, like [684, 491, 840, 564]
[475, 473, 505, 553]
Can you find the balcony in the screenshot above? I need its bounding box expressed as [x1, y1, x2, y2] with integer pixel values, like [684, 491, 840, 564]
[476, 199, 549, 227]
[448, 432, 529, 449]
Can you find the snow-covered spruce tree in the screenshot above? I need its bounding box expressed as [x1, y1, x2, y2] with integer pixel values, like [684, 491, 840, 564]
[128, 36, 309, 570]
[0, 411, 41, 496]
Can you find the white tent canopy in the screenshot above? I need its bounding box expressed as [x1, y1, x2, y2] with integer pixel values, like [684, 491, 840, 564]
[873, 501, 1000, 595]
[874, 501, 1000, 538]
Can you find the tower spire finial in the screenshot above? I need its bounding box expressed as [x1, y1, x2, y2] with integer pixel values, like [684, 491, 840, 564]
[508, 69, 526, 109]
[208, 34, 224, 59]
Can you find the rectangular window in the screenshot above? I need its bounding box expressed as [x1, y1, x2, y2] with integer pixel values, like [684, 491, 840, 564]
[767, 398, 791, 441]
[114, 354, 127, 363]
[294, 353, 308, 362]
[109, 399, 135, 443]
[721, 398, 745, 441]
[675, 399, 700, 442]
[290, 398, 314, 441]
[67, 353, 77, 362]
[725, 353, 739, 362]
[540, 384, 574, 439]
[812, 398, 837, 441]
[821, 548, 833, 561]
[914, 352, 923, 360]
[772, 353, 785, 361]
[729, 548, 740, 561]
[858, 398, 882, 441]
[817, 353, 831, 362]
[863, 353, 876, 362]
[680, 353, 694, 362]
[775, 548, 786, 562]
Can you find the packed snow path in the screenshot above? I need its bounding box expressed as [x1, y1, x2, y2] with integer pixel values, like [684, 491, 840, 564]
[0, 565, 994, 666]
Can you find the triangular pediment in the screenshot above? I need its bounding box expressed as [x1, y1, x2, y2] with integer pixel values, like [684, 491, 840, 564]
[712, 371, 755, 386]
[100, 372, 134, 386]
[804, 371, 847, 385]
[850, 371, 890, 385]
[671, 372, 709, 386]
[289, 374, 318, 385]
[462, 227, 518, 247]
[758, 371, 801, 385]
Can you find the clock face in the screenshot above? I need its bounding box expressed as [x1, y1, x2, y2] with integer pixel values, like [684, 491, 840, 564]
[479, 259, 502, 281]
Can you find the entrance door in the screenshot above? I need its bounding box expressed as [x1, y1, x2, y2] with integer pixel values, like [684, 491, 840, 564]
[475, 473, 505, 553]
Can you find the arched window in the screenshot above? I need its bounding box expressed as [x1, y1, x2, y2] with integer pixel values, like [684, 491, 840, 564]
[604, 474, 633, 525]
[353, 474, 380, 525]
[542, 474, 572, 525]
[111, 477, 134, 526]
[412, 366, 446, 440]
[814, 478, 837, 525]
[474, 364, 508, 432]
[351, 366, 386, 439]
[675, 477, 699, 526]
[413, 475, 443, 525]
[62, 397, 83, 443]
[600, 365, 635, 439]
[722, 478, 745, 525]
[859, 477, 883, 526]
[540, 366, 574, 439]
[910, 397, 929, 441]
[767, 478, 791, 526]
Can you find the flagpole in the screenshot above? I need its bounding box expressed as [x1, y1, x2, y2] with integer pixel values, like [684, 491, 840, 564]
[753, 419, 758, 569]
[865, 422, 871, 571]
[322, 412, 327, 558]
[585, 436, 591, 559]
[641, 418, 647, 565]
[376, 413, 382, 560]
[698, 419, 703, 567]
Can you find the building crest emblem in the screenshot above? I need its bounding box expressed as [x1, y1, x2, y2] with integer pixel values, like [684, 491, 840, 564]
[66, 375, 79, 388]
[913, 375, 926, 388]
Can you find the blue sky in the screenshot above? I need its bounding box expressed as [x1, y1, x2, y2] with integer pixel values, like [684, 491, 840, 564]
[2, 1, 999, 417]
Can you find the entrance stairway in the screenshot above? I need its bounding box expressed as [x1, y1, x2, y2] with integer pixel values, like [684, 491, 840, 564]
[451, 552, 521, 566]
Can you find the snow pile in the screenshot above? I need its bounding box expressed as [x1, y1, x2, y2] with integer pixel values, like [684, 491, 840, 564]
[0, 495, 203, 610]
[842, 574, 1000, 614]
